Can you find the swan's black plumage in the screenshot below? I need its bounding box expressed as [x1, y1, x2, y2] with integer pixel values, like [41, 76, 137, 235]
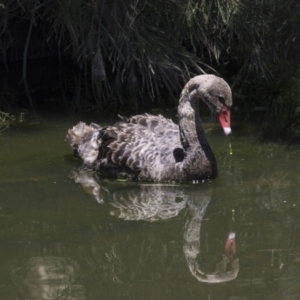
[67, 74, 232, 181]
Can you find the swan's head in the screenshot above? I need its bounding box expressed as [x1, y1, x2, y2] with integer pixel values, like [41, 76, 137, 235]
[192, 75, 233, 135]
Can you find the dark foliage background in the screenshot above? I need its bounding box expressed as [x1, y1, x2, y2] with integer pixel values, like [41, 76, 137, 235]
[1, 0, 300, 139]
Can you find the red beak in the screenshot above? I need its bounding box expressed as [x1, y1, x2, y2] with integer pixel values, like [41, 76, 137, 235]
[225, 232, 236, 261]
[219, 106, 231, 135]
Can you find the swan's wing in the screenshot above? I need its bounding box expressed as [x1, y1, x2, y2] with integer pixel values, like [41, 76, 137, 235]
[97, 114, 182, 177]
[67, 114, 183, 179]
[118, 114, 182, 153]
[122, 114, 183, 159]
[119, 113, 179, 136]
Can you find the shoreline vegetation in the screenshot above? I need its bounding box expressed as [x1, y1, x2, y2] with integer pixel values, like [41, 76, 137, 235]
[1, 0, 300, 141]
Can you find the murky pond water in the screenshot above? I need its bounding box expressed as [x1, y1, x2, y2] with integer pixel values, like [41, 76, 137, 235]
[1, 113, 300, 299]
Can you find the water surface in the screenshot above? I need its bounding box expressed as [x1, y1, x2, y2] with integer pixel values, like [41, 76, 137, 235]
[0, 114, 300, 299]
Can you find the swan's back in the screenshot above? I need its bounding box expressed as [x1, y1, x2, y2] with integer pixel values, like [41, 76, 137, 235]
[67, 114, 182, 180]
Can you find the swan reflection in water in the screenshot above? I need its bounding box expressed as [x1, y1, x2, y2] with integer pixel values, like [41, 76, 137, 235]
[10, 172, 239, 299]
[71, 169, 239, 283]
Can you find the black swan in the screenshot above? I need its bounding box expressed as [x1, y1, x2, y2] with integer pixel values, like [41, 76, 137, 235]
[67, 74, 232, 182]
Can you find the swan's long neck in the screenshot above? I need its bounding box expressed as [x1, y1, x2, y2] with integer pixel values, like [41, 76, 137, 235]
[177, 85, 217, 179]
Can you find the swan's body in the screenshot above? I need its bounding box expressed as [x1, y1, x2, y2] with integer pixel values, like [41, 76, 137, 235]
[67, 74, 232, 182]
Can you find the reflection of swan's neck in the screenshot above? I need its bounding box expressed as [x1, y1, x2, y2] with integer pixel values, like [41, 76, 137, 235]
[177, 87, 217, 179]
[183, 195, 239, 283]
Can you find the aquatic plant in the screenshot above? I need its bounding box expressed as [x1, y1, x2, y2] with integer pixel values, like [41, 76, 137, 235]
[1, 0, 300, 139]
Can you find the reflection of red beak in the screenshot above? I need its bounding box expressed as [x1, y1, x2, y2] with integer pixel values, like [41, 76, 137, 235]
[219, 106, 231, 135]
[225, 232, 236, 261]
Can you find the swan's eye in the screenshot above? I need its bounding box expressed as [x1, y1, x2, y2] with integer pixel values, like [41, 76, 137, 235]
[218, 96, 225, 104]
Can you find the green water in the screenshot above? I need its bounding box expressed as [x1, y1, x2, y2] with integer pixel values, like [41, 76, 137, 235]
[1, 114, 300, 299]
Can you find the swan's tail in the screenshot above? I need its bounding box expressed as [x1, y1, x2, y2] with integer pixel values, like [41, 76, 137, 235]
[66, 122, 101, 168]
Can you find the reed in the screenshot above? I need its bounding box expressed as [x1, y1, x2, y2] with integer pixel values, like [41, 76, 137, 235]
[0, 0, 300, 120]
